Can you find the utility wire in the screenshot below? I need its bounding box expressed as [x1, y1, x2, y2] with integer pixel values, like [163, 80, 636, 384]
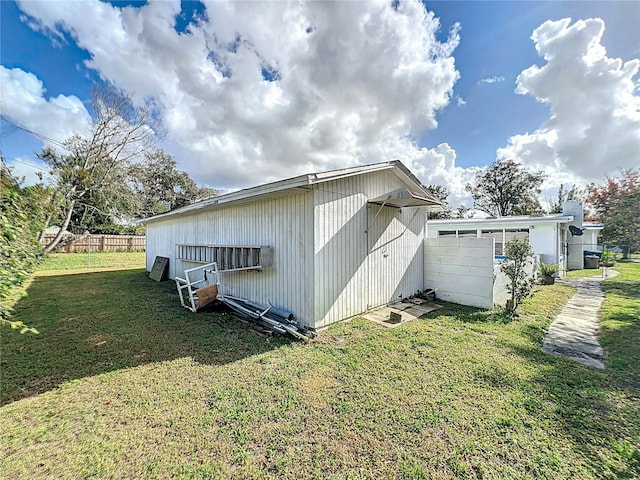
[0, 115, 68, 149]
[1, 155, 49, 172]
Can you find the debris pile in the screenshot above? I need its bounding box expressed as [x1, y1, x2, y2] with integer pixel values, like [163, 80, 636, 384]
[222, 295, 315, 341]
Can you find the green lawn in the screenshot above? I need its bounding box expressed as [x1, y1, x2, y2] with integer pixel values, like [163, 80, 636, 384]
[37, 251, 146, 272]
[1, 254, 638, 479]
[565, 267, 607, 279]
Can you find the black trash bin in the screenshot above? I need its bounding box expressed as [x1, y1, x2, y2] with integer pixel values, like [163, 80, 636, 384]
[585, 255, 599, 269]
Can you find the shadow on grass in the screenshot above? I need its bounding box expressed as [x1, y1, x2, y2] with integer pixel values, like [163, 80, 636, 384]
[424, 301, 512, 324]
[503, 338, 639, 477]
[0, 269, 290, 405]
[509, 279, 639, 477]
[425, 279, 640, 478]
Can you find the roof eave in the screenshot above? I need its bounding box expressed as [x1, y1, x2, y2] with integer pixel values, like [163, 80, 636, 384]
[427, 215, 575, 227]
[142, 160, 432, 224]
[142, 175, 312, 224]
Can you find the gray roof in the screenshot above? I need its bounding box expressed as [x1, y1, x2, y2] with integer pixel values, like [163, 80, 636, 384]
[143, 160, 440, 224]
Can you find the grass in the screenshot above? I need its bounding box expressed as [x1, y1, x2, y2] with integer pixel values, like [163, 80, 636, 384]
[600, 261, 640, 380]
[1, 254, 639, 479]
[37, 251, 146, 272]
[565, 267, 607, 279]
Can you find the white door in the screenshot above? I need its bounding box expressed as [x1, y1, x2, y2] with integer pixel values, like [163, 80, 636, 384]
[367, 204, 405, 309]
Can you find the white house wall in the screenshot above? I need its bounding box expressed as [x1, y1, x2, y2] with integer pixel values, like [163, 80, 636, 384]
[563, 201, 585, 270]
[145, 191, 315, 326]
[427, 219, 572, 273]
[584, 230, 600, 251]
[424, 237, 495, 309]
[529, 225, 558, 263]
[313, 172, 426, 328]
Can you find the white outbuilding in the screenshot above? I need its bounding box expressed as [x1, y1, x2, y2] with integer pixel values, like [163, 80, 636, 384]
[143, 161, 441, 330]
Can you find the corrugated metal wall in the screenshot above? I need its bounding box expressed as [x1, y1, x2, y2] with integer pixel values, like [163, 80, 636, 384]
[313, 171, 426, 328]
[147, 170, 427, 330]
[145, 191, 315, 326]
[367, 203, 425, 308]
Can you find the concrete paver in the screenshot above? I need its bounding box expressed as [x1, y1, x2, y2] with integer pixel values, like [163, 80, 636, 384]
[541, 271, 618, 369]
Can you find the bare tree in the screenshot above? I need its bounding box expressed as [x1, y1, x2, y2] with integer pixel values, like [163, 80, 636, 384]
[39, 85, 159, 252]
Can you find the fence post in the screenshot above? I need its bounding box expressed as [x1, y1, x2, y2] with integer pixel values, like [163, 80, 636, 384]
[128, 236, 134, 251]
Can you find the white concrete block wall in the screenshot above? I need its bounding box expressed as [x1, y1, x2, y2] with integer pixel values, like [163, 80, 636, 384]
[493, 256, 536, 308]
[563, 200, 585, 270]
[493, 265, 510, 307]
[424, 237, 495, 309]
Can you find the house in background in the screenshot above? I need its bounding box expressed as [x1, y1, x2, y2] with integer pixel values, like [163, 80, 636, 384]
[426, 200, 603, 274]
[143, 161, 441, 329]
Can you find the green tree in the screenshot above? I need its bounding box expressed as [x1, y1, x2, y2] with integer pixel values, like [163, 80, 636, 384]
[424, 185, 451, 220]
[38, 84, 158, 252]
[0, 162, 53, 333]
[129, 150, 219, 218]
[466, 159, 546, 217]
[587, 169, 640, 257]
[500, 236, 535, 315]
[424, 185, 472, 219]
[547, 183, 583, 213]
[453, 205, 472, 219]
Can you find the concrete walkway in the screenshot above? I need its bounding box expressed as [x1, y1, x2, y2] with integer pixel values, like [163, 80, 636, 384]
[542, 271, 618, 369]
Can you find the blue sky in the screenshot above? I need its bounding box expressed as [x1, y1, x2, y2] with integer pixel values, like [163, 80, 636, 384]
[1, 0, 639, 207]
[422, 0, 639, 169]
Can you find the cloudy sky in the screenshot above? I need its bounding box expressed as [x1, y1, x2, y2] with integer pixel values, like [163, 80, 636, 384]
[1, 0, 639, 209]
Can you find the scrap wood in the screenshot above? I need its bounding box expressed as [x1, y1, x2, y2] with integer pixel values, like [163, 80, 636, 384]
[195, 284, 218, 309]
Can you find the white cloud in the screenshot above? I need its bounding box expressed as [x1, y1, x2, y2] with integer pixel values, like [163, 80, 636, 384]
[0, 66, 91, 145]
[382, 141, 480, 207]
[14, 0, 462, 191]
[478, 75, 505, 84]
[498, 18, 640, 191]
[455, 95, 467, 106]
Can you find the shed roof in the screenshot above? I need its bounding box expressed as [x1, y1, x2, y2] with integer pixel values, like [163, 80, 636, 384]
[143, 160, 440, 224]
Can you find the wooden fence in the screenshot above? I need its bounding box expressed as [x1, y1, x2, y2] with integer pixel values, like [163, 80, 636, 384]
[40, 234, 146, 252]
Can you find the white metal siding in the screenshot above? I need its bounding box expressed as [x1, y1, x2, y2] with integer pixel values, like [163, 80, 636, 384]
[424, 237, 495, 309]
[145, 191, 315, 326]
[147, 169, 428, 330]
[367, 204, 425, 308]
[313, 171, 426, 327]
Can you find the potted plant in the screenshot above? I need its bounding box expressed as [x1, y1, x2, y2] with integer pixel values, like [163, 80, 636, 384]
[539, 261, 558, 285]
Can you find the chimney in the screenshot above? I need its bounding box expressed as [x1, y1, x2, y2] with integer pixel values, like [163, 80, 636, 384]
[562, 200, 583, 227]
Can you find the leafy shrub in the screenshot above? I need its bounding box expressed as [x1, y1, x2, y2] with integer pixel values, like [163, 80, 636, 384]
[539, 260, 559, 277]
[501, 237, 535, 315]
[0, 166, 51, 334]
[601, 249, 616, 267]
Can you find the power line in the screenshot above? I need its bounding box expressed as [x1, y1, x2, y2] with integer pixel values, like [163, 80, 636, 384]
[0, 124, 20, 137]
[0, 115, 68, 149]
[2, 155, 49, 172]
